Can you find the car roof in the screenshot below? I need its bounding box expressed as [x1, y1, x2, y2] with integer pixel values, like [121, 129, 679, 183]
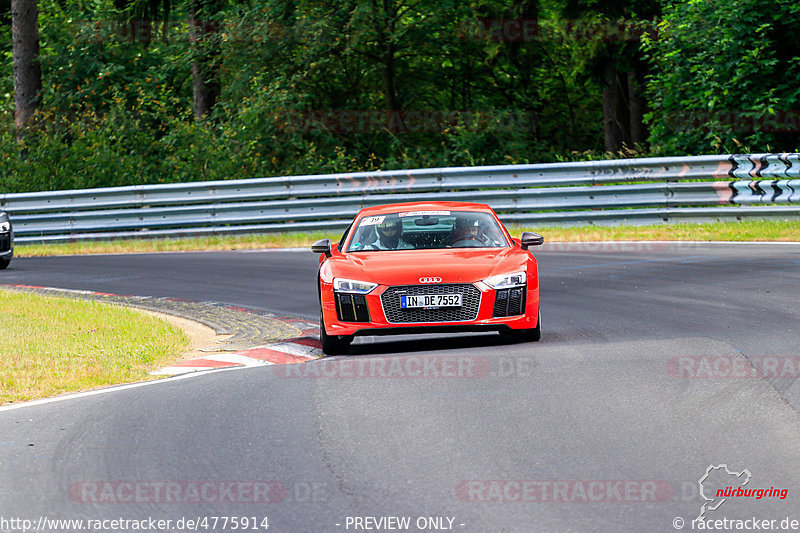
[355, 201, 496, 217]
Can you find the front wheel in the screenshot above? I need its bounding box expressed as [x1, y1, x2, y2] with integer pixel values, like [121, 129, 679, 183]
[320, 310, 352, 355]
[0, 258, 9, 270]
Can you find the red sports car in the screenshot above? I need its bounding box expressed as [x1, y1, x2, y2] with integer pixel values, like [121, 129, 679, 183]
[312, 201, 543, 354]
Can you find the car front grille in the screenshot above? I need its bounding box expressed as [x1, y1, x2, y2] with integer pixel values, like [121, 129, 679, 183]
[0, 234, 10, 253]
[381, 284, 481, 324]
[335, 293, 371, 322]
[493, 286, 526, 317]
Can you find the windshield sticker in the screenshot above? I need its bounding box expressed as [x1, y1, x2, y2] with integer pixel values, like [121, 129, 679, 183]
[360, 216, 386, 226]
[399, 211, 450, 217]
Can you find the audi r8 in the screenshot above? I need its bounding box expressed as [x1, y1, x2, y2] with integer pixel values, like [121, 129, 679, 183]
[312, 201, 543, 354]
[0, 210, 12, 269]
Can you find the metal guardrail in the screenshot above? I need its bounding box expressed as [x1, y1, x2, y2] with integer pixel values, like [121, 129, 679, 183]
[2, 153, 799, 244]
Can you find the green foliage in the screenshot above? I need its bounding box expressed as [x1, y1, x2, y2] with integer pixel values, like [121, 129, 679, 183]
[643, 0, 800, 154]
[9, 0, 798, 193]
[2, 0, 618, 193]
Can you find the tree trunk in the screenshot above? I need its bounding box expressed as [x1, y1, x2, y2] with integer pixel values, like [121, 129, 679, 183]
[11, 0, 42, 134]
[601, 61, 630, 152]
[627, 70, 647, 146]
[161, 0, 171, 42]
[374, 0, 400, 112]
[381, 47, 400, 111]
[189, 0, 220, 119]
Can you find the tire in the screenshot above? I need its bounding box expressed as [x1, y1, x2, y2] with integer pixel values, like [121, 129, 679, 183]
[505, 311, 541, 343]
[320, 310, 352, 355]
[0, 258, 9, 270]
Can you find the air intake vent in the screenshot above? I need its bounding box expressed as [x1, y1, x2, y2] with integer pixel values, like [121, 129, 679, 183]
[493, 286, 526, 317]
[335, 293, 370, 322]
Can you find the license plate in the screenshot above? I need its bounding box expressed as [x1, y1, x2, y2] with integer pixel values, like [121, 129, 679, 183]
[401, 294, 462, 308]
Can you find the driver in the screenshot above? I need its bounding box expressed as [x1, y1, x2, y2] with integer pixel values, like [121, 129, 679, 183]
[368, 218, 412, 250]
[451, 217, 486, 246]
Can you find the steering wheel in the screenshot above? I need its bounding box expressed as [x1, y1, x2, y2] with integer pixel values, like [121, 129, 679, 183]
[452, 234, 487, 247]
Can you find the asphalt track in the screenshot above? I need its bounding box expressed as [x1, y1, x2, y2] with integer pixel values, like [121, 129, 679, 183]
[1, 242, 800, 532]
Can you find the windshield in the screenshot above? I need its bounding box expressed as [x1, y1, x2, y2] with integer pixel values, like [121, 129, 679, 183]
[345, 210, 509, 252]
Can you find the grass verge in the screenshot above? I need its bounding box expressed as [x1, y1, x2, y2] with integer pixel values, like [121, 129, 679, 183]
[13, 220, 800, 257]
[0, 289, 189, 405]
[507, 219, 800, 243]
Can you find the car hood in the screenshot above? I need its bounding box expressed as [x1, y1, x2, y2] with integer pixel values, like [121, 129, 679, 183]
[331, 248, 530, 285]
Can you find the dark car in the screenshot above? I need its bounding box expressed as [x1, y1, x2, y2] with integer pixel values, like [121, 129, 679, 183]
[0, 210, 13, 269]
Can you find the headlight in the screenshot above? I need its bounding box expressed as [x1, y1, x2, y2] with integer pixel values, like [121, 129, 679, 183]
[0, 222, 9, 232]
[334, 278, 378, 294]
[483, 271, 526, 289]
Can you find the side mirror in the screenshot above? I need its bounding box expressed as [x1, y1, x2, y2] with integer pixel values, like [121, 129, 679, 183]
[520, 232, 544, 250]
[311, 238, 332, 257]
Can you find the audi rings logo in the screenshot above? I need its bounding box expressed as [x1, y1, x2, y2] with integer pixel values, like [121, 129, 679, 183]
[419, 277, 443, 284]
